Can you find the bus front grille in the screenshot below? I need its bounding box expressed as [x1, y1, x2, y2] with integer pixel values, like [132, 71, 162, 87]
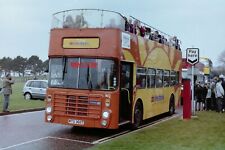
[53, 94, 102, 119]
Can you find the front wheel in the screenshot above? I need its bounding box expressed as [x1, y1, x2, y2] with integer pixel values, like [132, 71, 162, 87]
[132, 101, 143, 129]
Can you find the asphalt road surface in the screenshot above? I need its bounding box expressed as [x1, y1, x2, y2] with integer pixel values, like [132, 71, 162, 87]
[0, 111, 94, 150]
[0, 108, 182, 150]
[0, 111, 130, 150]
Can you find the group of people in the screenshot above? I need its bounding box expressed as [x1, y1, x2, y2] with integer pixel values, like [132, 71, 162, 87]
[124, 17, 181, 50]
[63, 14, 88, 28]
[62, 14, 181, 50]
[195, 75, 225, 113]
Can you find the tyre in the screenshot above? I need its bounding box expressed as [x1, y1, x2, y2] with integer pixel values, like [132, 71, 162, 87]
[24, 93, 32, 100]
[169, 95, 175, 115]
[132, 101, 143, 129]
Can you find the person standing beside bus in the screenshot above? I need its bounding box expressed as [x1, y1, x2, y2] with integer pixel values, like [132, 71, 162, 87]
[205, 83, 212, 110]
[211, 78, 217, 111]
[202, 83, 208, 110]
[195, 82, 203, 111]
[219, 74, 225, 112]
[2, 74, 14, 113]
[215, 78, 224, 113]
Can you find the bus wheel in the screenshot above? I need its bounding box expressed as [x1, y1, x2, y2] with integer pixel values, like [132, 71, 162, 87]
[169, 95, 175, 115]
[132, 101, 143, 129]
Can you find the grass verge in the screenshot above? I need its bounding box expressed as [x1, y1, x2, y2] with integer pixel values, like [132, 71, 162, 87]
[0, 82, 44, 112]
[91, 111, 225, 150]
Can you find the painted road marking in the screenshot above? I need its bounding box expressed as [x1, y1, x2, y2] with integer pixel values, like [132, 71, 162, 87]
[0, 137, 48, 150]
[47, 136, 93, 145]
[91, 130, 130, 144]
[0, 110, 44, 118]
[0, 136, 93, 150]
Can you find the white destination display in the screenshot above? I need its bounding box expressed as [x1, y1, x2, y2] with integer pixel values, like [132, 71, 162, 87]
[121, 32, 131, 49]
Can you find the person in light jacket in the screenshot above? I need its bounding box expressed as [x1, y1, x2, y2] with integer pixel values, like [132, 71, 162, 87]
[2, 74, 14, 112]
[215, 78, 224, 113]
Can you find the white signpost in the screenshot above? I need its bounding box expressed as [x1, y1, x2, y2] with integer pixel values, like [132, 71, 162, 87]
[186, 48, 199, 116]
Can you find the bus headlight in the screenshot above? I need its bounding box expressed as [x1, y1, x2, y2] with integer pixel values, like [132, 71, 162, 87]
[47, 115, 53, 122]
[102, 111, 110, 119]
[46, 106, 52, 114]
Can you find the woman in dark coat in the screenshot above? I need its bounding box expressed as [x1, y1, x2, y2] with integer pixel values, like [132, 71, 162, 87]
[195, 83, 203, 111]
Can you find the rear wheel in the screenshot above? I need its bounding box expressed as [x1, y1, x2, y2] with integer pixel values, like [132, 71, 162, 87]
[24, 93, 32, 100]
[132, 101, 143, 129]
[169, 95, 175, 115]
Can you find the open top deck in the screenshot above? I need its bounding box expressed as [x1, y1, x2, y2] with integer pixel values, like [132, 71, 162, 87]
[52, 9, 125, 30]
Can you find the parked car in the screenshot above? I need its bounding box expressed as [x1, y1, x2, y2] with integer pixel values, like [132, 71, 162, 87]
[23, 80, 48, 100]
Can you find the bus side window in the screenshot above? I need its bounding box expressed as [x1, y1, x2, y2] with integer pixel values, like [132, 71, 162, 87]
[147, 68, 156, 88]
[170, 71, 177, 86]
[136, 68, 146, 88]
[156, 69, 163, 87]
[163, 70, 170, 87]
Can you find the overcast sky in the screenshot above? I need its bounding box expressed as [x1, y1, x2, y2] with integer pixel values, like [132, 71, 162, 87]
[0, 0, 225, 66]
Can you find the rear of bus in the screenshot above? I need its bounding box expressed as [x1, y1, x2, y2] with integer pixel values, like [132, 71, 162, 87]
[45, 9, 125, 129]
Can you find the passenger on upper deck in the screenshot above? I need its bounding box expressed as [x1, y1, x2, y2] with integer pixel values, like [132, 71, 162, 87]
[133, 20, 146, 37]
[74, 15, 88, 28]
[124, 17, 129, 31]
[63, 15, 75, 28]
[128, 19, 134, 33]
[152, 31, 160, 42]
[133, 19, 139, 35]
[169, 36, 180, 50]
[139, 26, 146, 37]
[173, 36, 180, 50]
[145, 27, 151, 39]
[107, 18, 117, 28]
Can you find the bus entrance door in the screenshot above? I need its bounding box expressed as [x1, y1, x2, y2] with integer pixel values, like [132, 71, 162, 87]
[119, 62, 133, 123]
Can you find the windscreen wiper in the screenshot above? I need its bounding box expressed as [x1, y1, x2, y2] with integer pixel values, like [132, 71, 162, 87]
[62, 57, 67, 80]
[87, 64, 93, 90]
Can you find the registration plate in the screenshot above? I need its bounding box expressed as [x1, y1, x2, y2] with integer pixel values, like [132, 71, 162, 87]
[68, 119, 85, 125]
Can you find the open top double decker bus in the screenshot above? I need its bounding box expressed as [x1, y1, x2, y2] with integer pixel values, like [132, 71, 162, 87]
[45, 9, 182, 129]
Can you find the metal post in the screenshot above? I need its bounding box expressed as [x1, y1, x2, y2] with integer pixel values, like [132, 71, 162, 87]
[191, 65, 195, 115]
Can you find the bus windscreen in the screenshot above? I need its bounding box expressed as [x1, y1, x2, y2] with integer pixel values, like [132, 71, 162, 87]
[49, 58, 118, 90]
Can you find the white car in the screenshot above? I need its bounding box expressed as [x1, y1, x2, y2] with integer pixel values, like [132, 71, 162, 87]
[23, 80, 48, 100]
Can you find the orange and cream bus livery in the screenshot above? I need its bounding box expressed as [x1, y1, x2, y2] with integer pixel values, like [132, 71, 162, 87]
[45, 9, 182, 129]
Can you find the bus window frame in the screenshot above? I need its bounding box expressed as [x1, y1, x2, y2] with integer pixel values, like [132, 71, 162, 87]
[156, 69, 163, 88]
[163, 70, 170, 87]
[147, 68, 156, 88]
[136, 67, 147, 89]
[48, 57, 119, 91]
[170, 70, 179, 86]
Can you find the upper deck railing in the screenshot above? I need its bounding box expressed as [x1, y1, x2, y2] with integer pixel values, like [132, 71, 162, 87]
[52, 9, 181, 50]
[52, 9, 125, 30]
